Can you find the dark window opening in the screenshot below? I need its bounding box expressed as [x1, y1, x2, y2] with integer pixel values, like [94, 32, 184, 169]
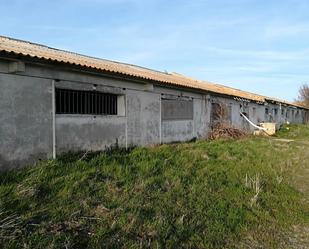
[211, 103, 223, 124]
[56, 88, 118, 115]
[265, 108, 270, 121]
[210, 102, 232, 128]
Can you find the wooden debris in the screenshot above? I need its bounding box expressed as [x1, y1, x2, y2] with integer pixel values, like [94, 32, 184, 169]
[208, 124, 247, 140]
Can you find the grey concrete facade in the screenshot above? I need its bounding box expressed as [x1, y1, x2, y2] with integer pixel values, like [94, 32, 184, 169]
[0, 58, 307, 171]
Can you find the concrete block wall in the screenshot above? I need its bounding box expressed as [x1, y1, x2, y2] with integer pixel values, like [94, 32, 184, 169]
[1, 60, 209, 170]
[0, 58, 307, 170]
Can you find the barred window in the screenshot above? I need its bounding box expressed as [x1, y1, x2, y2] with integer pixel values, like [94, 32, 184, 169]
[56, 88, 117, 115]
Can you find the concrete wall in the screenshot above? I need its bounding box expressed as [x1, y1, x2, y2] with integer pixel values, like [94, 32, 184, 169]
[56, 115, 126, 153]
[262, 103, 305, 127]
[0, 58, 307, 171]
[0, 72, 53, 170]
[208, 96, 249, 131]
[126, 89, 160, 146]
[0, 60, 167, 170]
[157, 89, 209, 143]
[54, 80, 127, 152]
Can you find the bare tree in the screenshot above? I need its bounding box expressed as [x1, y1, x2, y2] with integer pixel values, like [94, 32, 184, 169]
[296, 83, 309, 107]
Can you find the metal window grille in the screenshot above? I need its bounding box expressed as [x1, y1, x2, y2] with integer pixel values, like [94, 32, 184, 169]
[56, 88, 117, 115]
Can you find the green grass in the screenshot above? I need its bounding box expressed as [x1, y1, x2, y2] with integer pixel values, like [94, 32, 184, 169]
[1, 125, 309, 248]
[276, 123, 309, 139]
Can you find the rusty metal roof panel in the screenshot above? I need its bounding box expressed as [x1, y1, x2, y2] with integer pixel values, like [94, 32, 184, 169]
[0, 35, 306, 108]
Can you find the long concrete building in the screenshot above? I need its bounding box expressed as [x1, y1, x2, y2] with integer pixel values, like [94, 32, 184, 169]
[0, 36, 308, 171]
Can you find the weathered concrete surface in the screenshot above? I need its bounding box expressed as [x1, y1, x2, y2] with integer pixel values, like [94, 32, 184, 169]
[162, 120, 194, 143]
[0, 59, 308, 171]
[155, 88, 210, 141]
[54, 79, 127, 153]
[126, 89, 160, 146]
[0, 73, 52, 171]
[56, 115, 126, 153]
[193, 97, 209, 139]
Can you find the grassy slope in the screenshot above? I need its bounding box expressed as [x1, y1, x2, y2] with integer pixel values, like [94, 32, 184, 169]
[0, 125, 309, 249]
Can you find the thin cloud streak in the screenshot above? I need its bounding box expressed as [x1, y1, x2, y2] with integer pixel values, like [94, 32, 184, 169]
[1, 0, 309, 101]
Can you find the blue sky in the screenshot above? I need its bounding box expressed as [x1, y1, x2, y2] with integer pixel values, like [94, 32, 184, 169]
[1, 0, 309, 101]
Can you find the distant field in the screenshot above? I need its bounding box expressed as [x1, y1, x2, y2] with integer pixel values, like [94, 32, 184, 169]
[0, 125, 309, 249]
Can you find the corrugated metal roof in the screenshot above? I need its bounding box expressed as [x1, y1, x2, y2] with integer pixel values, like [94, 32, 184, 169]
[0, 35, 306, 108]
